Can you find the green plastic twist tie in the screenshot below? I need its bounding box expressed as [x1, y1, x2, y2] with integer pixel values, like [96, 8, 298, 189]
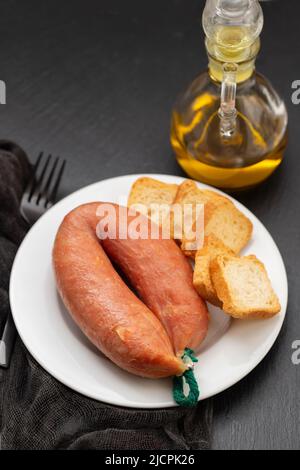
[173, 348, 199, 407]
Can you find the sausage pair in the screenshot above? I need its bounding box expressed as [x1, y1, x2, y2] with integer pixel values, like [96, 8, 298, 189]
[53, 203, 208, 378]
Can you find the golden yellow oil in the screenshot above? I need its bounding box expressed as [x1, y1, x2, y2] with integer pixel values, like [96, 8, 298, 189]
[171, 91, 287, 191]
[171, 24, 288, 191]
[206, 26, 260, 84]
[172, 132, 286, 191]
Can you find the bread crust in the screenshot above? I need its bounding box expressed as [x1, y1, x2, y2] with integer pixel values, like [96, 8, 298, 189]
[193, 235, 234, 306]
[172, 180, 253, 258]
[210, 254, 281, 319]
[128, 177, 178, 208]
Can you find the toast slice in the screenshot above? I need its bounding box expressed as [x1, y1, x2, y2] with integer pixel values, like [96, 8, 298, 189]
[173, 180, 252, 257]
[210, 254, 281, 319]
[172, 180, 225, 254]
[173, 180, 228, 210]
[127, 177, 178, 226]
[204, 201, 253, 255]
[193, 235, 235, 306]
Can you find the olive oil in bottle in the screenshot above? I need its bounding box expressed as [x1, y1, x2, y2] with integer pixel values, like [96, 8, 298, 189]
[171, 0, 287, 191]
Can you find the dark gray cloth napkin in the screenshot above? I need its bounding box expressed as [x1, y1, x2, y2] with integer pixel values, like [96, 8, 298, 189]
[0, 142, 213, 450]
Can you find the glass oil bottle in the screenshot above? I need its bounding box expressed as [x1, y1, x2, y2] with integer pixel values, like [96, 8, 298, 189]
[170, 0, 288, 191]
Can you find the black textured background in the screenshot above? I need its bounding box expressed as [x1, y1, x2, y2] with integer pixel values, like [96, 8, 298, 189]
[0, 0, 299, 449]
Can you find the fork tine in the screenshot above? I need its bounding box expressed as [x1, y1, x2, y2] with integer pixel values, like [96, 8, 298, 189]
[20, 152, 66, 225]
[29, 153, 52, 203]
[27, 151, 44, 201]
[40, 156, 59, 207]
[46, 158, 66, 207]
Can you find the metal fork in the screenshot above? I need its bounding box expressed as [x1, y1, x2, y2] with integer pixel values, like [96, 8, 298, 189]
[0, 153, 66, 368]
[20, 152, 66, 224]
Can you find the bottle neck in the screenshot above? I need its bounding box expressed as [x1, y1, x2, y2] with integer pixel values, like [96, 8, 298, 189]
[205, 33, 260, 84]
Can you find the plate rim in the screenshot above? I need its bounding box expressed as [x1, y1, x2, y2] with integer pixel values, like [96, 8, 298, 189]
[9, 173, 288, 408]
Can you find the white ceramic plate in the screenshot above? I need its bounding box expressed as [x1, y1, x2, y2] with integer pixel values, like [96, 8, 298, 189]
[9, 174, 288, 408]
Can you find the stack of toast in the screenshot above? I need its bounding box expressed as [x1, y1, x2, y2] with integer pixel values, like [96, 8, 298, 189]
[128, 177, 281, 319]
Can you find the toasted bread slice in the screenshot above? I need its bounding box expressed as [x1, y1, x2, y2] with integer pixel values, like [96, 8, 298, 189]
[173, 180, 228, 209]
[210, 254, 281, 319]
[172, 180, 224, 254]
[128, 177, 178, 207]
[204, 201, 253, 255]
[127, 177, 178, 226]
[193, 235, 235, 306]
[173, 180, 252, 257]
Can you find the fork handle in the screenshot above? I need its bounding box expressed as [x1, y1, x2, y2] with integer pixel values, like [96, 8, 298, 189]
[0, 313, 17, 368]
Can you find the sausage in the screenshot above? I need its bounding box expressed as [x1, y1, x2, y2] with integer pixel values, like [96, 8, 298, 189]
[53, 203, 208, 378]
[53, 203, 185, 378]
[101, 208, 208, 355]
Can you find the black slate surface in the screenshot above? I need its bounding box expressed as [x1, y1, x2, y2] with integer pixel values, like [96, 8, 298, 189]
[0, 0, 299, 450]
